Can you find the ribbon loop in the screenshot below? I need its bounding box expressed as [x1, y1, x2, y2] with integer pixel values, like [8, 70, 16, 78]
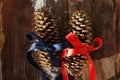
[90, 38, 103, 51]
[26, 32, 45, 44]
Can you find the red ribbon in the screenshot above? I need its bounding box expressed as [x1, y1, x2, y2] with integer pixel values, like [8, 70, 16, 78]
[60, 32, 103, 80]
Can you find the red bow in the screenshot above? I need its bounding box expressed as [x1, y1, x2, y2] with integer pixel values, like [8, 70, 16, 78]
[60, 32, 103, 80]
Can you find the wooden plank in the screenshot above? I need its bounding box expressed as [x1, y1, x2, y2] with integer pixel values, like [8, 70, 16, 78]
[89, 0, 116, 80]
[88, 0, 116, 80]
[114, 0, 120, 80]
[0, 2, 5, 80]
[0, 2, 3, 80]
[1, 0, 40, 80]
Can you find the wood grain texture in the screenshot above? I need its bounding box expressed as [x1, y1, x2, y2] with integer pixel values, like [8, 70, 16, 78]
[115, 0, 120, 80]
[89, 0, 116, 80]
[0, 48, 2, 80]
[0, 0, 118, 80]
[1, 0, 40, 80]
[0, 2, 3, 80]
[46, 0, 70, 38]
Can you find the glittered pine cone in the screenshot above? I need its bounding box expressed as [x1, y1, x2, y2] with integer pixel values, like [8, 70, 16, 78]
[64, 10, 93, 76]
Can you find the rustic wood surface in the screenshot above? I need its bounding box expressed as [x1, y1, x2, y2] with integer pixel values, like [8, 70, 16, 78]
[115, 0, 120, 80]
[0, 2, 5, 80]
[0, 3, 2, 80]
[0, 0, 120, 80]
[1, 0, 40, 80]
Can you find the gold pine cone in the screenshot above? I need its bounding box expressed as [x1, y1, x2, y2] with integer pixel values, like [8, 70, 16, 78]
[69, 10, 92, 44]
[32, 8, 60, 45]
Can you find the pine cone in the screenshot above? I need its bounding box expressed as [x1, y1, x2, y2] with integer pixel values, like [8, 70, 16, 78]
[32, 8, 60, 45]
[70, 10, 92, 44]
[31, 51, 60, 80]
[64, 10, 93, 76]
[31, 8, 61, 79]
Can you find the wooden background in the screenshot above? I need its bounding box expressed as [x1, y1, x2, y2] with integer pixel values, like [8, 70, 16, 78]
[0, 0, 120, 80]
